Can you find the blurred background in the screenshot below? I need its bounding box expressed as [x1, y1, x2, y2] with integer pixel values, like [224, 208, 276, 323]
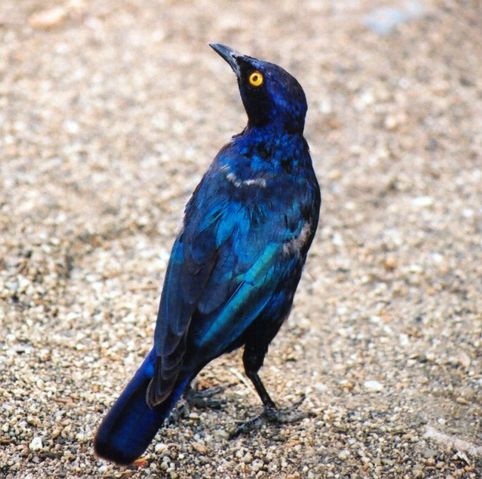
[1, 1, 480, 477]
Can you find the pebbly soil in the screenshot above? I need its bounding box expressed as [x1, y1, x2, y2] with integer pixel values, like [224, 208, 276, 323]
[0, 0, 481, 478]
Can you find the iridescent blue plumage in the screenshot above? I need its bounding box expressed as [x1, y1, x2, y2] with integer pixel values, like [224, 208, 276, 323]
[94, 44, 321, 465]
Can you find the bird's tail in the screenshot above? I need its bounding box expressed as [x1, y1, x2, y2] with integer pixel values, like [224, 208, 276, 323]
[94, 350, 189, 465]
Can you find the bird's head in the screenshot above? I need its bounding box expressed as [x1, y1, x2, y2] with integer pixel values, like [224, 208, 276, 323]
[210, 43, 307, 134]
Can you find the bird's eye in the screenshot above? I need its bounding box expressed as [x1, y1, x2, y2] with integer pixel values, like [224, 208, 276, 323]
[248, 71, 264, 87]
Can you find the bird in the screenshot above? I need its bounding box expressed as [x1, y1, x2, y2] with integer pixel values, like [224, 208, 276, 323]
[94, 43, 321, 465]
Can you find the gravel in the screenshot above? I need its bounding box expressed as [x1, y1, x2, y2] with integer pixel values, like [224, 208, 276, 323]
[1, 0, 481, 477]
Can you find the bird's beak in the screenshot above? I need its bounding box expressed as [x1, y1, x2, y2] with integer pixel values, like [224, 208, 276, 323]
[209, 43, 242, 76]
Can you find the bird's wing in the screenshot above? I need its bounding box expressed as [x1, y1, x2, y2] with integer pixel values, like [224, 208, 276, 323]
[147, 168, 312, 407]
[191, 240, 292, 356]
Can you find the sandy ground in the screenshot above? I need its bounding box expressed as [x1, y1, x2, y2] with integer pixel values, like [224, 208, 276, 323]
[1, 0, 481, 477]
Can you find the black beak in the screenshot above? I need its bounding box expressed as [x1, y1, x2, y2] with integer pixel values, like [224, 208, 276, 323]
[209, 43, 242, 75]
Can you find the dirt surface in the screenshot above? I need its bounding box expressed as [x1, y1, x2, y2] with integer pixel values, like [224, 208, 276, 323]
[1, 0, 481, 477]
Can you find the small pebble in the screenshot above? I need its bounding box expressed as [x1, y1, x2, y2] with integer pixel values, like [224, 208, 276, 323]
[28, 7, 68, 30]
[29, 437, 43, 451]
[364, 380, 384, 392]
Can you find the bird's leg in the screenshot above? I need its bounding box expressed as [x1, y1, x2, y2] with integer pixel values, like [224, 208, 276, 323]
[230, 345, 308, 439]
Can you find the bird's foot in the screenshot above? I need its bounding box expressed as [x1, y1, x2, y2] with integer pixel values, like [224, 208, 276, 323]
[185, 385, 227, 410]
[167, 385, 227, 425]
[229, 394, 308, 439]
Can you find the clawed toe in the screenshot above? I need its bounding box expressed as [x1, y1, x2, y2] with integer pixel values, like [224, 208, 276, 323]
[189, 396, 226, 409]
[229, 394, 309, 439]
[166, 403, 188, 425]
[185, 385, 228, 410]
[191, 385, 225, 399]
[167, 385, 228, 425]
[229, 413, 265, 439]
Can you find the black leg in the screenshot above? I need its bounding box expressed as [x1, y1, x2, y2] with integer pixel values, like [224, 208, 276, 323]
[229, 342, 308, 439]
[243, 345, 277, 410]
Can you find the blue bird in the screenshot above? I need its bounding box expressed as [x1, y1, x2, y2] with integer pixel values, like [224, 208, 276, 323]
[94, 43, 321, 465]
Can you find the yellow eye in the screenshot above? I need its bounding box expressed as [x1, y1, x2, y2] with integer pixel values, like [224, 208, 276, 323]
[248, 71, 264, 87]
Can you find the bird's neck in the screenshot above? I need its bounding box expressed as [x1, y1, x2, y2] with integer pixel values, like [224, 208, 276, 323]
[242, 123, 304, 146]
[234, 124, 309, 171]
[247, 114, 304, 135]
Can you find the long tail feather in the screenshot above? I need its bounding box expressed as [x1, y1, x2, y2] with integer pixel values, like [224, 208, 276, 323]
[94, 350, 189, 465]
